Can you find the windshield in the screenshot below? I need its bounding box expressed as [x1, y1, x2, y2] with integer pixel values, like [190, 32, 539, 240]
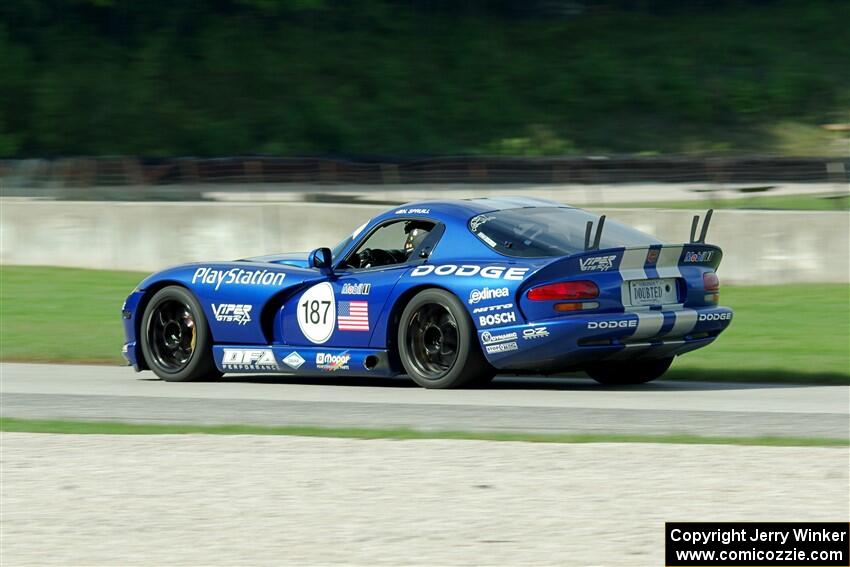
[469, 207, 662, 258]
[331, 220, 370, 260]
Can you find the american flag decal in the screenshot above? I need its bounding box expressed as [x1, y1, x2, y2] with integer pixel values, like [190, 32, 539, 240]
[338, 301, 369, 331]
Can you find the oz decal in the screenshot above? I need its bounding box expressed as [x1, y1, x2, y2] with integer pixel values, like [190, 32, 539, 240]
[297, 282, 336, 344]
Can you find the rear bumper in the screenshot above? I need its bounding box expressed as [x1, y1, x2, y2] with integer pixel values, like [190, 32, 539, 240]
[480, 305, 733, 371]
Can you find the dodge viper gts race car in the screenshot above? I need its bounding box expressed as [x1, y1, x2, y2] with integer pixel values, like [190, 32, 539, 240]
[121, 197, 733, 388]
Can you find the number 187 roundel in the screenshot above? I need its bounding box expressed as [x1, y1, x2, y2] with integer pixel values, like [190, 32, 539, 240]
[121, 198, 732, 388]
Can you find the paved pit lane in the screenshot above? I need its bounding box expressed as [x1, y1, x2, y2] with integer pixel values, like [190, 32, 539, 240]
[1, 363, 848, 439]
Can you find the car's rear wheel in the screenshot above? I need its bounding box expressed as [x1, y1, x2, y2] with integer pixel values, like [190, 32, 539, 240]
[140, 286, 221, 382]
[398, 289, 495, 389]
[585, 357, 673, 385]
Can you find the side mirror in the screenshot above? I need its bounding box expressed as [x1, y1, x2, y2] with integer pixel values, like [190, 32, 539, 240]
[308, 247, 333, 271]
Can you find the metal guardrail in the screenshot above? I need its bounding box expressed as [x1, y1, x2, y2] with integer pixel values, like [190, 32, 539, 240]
[1, 156, 848, 188]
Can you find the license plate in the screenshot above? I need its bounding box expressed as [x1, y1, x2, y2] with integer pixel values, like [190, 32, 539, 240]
[629, 278, 678, 306]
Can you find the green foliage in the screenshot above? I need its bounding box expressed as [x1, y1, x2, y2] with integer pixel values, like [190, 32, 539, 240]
[1, 0, 848, 156]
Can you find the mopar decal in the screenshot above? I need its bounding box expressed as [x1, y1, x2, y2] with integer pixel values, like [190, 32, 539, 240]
[411, 264, 529, 280]
[316, 352, 351, 371]
[579, 255, 616, 272]
[222, 349, 278, 370]
[478, 312, 516, 327]
[193, 267, 286, 291]
[468, 287, 509, 304]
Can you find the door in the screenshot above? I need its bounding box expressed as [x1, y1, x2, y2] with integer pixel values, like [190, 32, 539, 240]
[283, 218, 441, 348]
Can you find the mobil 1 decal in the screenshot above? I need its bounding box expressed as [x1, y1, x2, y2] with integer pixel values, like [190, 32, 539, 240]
[297, 282, 336, 344]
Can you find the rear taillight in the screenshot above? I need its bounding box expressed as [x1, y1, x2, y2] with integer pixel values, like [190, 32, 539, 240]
[703, 272, 720, 291]
[527, 281, 599, 301]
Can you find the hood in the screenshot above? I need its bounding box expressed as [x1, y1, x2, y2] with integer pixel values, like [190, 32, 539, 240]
[241, 252, 310, 268]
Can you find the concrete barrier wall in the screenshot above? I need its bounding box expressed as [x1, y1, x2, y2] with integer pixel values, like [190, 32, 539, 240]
[1, 200, 848, 284]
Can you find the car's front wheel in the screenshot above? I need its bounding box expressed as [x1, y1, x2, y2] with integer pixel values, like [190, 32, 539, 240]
[585, 357, 673, 385]
[398, 289, 495, 389]
[140, 286, 221, 382]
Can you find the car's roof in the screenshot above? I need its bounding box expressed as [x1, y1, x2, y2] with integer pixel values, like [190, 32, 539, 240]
[378, 196, 572, 224]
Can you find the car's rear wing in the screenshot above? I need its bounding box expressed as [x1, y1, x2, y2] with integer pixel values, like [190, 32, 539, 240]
[583, 209, 714, 251]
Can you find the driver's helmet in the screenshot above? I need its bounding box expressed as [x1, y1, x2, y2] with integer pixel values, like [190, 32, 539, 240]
[403, 221, 431, 254]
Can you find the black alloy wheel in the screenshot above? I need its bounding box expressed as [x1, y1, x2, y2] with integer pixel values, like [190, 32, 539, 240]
[398, 289, 494, 389]
[405, 303, 460, 379]
[140, 286, 221, 382]
[148, 299, 197, 371]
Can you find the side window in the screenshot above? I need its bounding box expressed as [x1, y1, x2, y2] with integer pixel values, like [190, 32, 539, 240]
[341, 219, 435, 269]
[361, 222, 408, 251]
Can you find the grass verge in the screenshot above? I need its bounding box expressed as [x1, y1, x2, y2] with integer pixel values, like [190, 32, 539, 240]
[1, 266, 848, 384]
[1, 418, 846, 447]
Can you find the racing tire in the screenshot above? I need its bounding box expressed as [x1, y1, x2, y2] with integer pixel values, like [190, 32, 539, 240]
[140, 286, 222, 382]
[398, 289, 495, 389]
[585, 357, 673, 385]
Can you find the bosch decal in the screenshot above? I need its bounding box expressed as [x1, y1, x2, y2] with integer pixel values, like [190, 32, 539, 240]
[478, 311, 516, 327]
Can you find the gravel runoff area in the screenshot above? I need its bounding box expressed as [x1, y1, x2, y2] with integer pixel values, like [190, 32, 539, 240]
[2, 433, 848, 567]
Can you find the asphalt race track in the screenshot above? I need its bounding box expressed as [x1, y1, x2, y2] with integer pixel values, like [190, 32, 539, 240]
[1, 363, 848, 439]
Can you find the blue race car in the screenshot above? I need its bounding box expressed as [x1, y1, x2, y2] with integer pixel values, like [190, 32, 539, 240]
[121, 198, 733, 388]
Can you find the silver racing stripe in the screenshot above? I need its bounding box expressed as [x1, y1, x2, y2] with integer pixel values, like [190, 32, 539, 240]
[655, 245, 684, 278]
[666, 309, 699, 337]
[630, 311, 665, 340]
[619, 248, 651, 307]
[620, 248, 650, 273]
